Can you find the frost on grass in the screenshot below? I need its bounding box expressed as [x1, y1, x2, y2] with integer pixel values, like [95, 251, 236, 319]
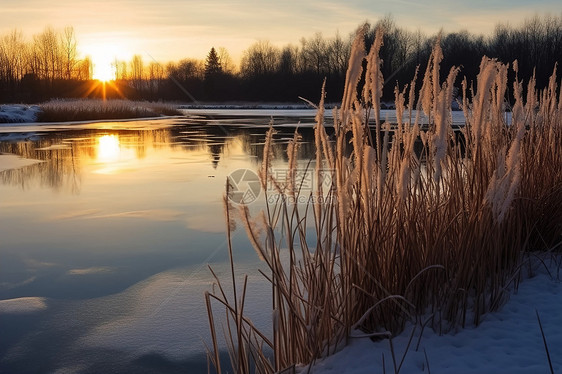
[310, 259, 562, 374]
[206, 25, 562, 374]
[37, 99, 181, 122]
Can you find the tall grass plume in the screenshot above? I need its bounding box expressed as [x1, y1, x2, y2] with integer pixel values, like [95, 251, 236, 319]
[206, 27, 562, 373]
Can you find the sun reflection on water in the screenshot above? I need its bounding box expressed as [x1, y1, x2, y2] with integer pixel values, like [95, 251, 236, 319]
[97, 135, 120, 162]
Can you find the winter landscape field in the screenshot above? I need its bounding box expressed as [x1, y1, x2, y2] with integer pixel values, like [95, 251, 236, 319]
[1, 2, 562, 374]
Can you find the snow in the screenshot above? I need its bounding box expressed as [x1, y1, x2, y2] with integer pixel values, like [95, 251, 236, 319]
[1, 255, 560, 373]
[0, 265, 271, 372]
[0, 153, 44, 172]
[307, 260, 562, 374]
[76, 265, 271, 360]
[76, 270, 210, 359]
[59, 257, 561, 373]
[64, 258, 562, 373]
[0, 105, 40, 123]
[0, 297, 47, 314]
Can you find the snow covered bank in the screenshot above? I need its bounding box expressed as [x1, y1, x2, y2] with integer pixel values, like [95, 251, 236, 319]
[0, 153, 43, 172]
[0, 105, 40, 123]
[0, 101, 182, 125]
[308, 260, 562, 374]
[74, 265, 270, 360]
[0, 264, 271, 373]
[0, 297, 47, 314]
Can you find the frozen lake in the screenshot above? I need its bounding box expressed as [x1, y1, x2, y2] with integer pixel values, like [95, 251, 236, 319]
[0, 108, 471, 373]
[0, 109, 328, 373]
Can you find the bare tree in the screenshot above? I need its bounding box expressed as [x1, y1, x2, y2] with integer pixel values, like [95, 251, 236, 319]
[217, 47, 235, 74]
[300, 32, 331, 75]
[147, 61, 165, 96]
[113, 59, 128, 80]
[76, 56, 92, 80]
[61, 26, 78, 80]
[329, 31, 351, 76]
[0, 30, 28, 85]
[167, 58, 204, 81]
[278, 45, 299, 75]
[130, 54, 144, 90]
[33, 27, 64, 81]
[240, 40, 280, 76]
[488, 14, 562, 87]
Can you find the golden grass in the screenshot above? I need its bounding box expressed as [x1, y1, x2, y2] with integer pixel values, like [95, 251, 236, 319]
[206, 28, 562, 373]
[37, 99, 181, 122]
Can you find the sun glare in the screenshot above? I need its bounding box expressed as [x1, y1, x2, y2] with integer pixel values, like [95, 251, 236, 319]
[97, 135, 120, 162]
[81, 41, 131, 82]
[93, 57, 115, 82]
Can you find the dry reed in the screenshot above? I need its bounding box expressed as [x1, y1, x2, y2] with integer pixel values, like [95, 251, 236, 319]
[206, 27, 562, 373]
[37, 99, 181, 122]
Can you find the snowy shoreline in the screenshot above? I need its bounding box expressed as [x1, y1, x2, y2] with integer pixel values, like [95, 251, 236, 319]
[307, 256, 562, 374]
[0, 104, 40, 123]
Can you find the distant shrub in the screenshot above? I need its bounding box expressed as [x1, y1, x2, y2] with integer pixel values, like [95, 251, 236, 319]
[37, 99, 182, 122]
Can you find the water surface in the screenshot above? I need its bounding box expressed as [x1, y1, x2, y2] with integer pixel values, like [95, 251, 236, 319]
[0, 110, 321, 373]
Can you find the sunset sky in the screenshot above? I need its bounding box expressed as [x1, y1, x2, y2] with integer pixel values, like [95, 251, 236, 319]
[1, 0, 560, 65]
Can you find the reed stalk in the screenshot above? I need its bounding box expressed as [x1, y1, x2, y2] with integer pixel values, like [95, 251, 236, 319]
[206, 27, 562, 373]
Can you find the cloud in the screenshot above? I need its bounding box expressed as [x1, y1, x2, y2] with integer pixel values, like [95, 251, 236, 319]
[1, 0, 558, 62]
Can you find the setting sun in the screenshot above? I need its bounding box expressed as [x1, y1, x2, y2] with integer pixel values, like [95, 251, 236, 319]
[81, 43, 125, 82]
[92, 56, 115, 82]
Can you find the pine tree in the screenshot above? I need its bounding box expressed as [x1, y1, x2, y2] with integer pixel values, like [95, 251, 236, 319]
[204, 47, 222, 80]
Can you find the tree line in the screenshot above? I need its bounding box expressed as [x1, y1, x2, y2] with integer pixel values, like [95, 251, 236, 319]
[1, 14, 561, 103]
[0, 26, 94, 102]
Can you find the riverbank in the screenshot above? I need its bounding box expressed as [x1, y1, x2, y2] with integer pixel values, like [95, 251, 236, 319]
[308, 255, 562, 374]
[0, 100, 181, 123]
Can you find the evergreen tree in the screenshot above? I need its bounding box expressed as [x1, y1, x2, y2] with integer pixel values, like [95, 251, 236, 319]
[204, 47, 222, 80]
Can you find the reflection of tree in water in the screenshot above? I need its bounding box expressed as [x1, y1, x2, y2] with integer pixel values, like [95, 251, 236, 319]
[0, 117, 323, 192]
[191, 122, 320, 170]
[208, 143, 223, 169]
[0, 138, 82, 193]
[0, 129, 177, 193]
[235, 126, 318, 164]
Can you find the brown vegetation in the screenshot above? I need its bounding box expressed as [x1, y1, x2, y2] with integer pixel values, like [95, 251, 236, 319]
[206, 27, 562, 373]
[37, 99, 181, 122]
